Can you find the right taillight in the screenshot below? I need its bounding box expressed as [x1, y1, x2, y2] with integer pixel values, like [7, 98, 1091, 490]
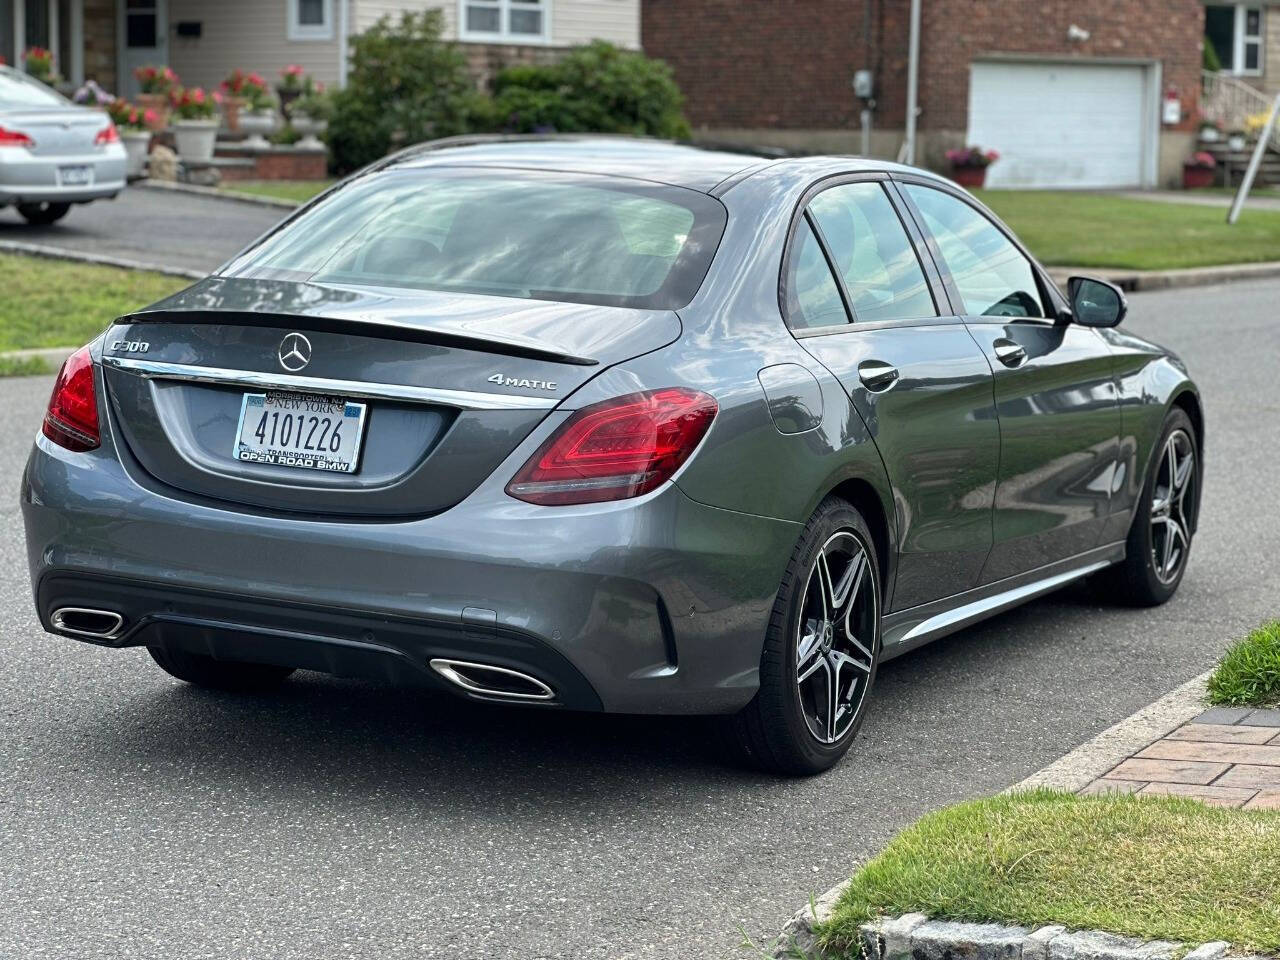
[42, 346, 100, 452]
[506, 387, 718, 506]
[0, 124, 35, 148]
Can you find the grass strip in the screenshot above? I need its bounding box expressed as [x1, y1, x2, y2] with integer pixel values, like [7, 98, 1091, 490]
[1208, 621, 1280, 707]
[821, 790, 1280, 957]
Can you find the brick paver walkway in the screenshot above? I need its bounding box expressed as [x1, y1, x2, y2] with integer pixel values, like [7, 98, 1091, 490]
[1081, 707, 1280, 809]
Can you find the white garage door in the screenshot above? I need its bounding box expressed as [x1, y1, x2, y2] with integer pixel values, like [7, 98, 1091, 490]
[968, 61, 1152, 189]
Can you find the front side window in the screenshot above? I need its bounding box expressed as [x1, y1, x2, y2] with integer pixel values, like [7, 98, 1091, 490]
[288, 0, 332, 40]
[223, 168, 726, 311]
[462, 0, 548, 42]
[904, 185, 1044, 319]
[808, 182, 937, 323]
[1207, 4, 1263, 75]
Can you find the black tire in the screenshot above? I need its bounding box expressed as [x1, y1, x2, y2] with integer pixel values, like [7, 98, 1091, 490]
[17, 202, 71, 225]
[1096, 407, 1200, 607]
[722, 497, 882, 776]
[148, 645, 296, 691]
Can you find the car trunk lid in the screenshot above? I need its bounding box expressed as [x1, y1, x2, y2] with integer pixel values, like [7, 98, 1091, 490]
[3, 107, 107, 157]
[101, 277, 681, 517]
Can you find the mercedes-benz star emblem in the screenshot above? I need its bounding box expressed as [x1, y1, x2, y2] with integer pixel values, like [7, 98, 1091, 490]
[278, 333, 312, 372]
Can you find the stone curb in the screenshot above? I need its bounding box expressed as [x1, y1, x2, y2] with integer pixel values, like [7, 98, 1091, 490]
[1046, 261, 1280, 293]
[1009, 670, 1212, 794]
[0, 345, 74, 374]
[774, 910, 1265, 960]
[0, 239, 204, 280]
[133, 177, 303, 210]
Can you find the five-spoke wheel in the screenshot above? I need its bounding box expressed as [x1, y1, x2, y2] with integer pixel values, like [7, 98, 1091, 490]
[1150, 428, 1196, 585]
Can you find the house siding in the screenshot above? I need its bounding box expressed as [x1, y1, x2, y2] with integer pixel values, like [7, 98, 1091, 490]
[357, 1, 637, 48]
[167, 0, 350, 92]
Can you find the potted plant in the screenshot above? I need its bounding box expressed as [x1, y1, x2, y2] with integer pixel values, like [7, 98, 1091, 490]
[1182, 151, 1217, 189]
[134, 66, 178, 128]
[945, 146, 1000, 188]
[290, 83, 331, 150]
[237, 73, 277, 149]
[23, 46, 56, 86]
[277, 64, 308, 116]
[1227, 128, 1248, 152]
[1198, 118, 1223, 143]
[72, 80, 115, 110]
[169, 86, 220, 162]
[107, 99, 154, 179]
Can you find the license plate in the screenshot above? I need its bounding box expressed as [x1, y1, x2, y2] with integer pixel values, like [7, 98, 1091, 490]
[59, 165, 92, 186]
[233, 391, 367, 474]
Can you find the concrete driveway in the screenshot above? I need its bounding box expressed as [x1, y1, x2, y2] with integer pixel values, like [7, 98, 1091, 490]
[1, 279, 1277, 959]
[0, 186, 284, 274]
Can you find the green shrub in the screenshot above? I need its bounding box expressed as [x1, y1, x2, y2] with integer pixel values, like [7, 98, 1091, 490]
[491, 41, 690, 139]
[327, 10, 487, 172]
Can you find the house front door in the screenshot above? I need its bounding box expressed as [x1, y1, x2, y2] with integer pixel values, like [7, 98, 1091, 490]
[119, 0, 166, 98]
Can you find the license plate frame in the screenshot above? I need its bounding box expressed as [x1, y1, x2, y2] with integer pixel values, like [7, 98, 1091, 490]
[58, 165, 93, 187]
[232, 390, 368, 475]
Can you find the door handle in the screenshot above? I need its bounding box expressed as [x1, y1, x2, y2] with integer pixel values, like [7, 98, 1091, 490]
[858, 359, 900, 392]
[993, 338, 1028, 367]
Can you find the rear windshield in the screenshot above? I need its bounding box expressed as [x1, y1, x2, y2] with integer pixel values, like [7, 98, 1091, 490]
[0, 69, 68, 110]
[222, 168, 727, 310]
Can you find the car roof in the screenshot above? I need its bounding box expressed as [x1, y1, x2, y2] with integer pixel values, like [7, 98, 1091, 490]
[381, 135, 949, 195]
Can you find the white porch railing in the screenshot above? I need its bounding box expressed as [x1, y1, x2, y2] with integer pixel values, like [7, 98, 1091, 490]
[1202, 69, 1280, 151]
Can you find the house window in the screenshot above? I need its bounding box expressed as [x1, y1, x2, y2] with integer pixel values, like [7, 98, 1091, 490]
[288, 0, 333, 41]
[1206, 4, 1263, 76]
[461, 0, 549, 43]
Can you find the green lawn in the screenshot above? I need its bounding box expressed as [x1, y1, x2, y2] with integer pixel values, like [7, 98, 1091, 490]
[0, 254, 187, 373]
[1208, 621, 1280, 707]
[221, 179, 334, 204]
[974, 190, 1280, 270]
[820, 790, 1280, 958]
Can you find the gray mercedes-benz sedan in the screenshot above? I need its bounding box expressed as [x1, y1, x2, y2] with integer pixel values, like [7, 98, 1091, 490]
[21, 137, 1203, 774]
[0, 65, 126, 224]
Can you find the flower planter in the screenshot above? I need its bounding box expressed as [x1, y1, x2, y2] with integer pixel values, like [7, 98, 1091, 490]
[136, 93, 170, 130]
[171, 119, 219, 162]
[1183, 165, 1215, 189]
[120, 130, 152, 180]
[291, 111, 328, 151]
[949, 165, 987, 188]
[238, 109, 277, 150]
[221, 95, 247, 133]
[1228, 133, 1248, 152]
[277, 87, 302, 118]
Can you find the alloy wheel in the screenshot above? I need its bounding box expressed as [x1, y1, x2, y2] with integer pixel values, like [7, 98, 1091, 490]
[795, 531, 878, 744]
[1150, 428, 1196, 585]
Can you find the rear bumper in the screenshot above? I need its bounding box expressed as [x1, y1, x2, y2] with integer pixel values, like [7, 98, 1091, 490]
[0, 146, 126, 205]
[22, 411, 799, 715]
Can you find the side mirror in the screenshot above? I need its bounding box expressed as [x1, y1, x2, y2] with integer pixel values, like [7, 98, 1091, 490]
[1067, 276, 1127, 328]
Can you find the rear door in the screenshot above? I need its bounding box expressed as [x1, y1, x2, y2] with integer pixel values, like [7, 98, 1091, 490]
[786, 175, 1000, 611]
[898, 181, 1121, 582]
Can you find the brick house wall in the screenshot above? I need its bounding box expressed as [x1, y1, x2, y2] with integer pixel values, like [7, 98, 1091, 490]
[642, 0, 1204, 183]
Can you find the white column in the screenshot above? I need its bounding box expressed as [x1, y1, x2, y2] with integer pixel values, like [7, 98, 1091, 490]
[48, 0, 59, 71]
[69, 0, 83, 84]
[14, 0, 25, 65]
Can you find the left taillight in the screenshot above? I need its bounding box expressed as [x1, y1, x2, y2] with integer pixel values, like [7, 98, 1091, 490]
[506, 387, 718, 506]
[0, 124, 35, 148]
[42, 346, 100, 452]
[94, 122, 119, 146]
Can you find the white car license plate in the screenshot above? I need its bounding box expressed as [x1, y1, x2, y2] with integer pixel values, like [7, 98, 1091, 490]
[233, 391, 367, 474]
[59, 165, 92, 186]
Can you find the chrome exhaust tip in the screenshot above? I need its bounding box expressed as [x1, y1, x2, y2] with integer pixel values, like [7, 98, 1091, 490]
[51, 607, 126, 640]
[429, 658, 556, 702]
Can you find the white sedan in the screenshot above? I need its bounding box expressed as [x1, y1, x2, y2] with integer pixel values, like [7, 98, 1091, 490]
[0, 65, 126, 225]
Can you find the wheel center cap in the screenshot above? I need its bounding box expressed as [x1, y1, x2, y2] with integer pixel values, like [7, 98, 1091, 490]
[822, 622, 834, 651]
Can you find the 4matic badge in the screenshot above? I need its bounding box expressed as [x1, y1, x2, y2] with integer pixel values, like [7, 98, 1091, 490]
[488, 373, 558, 392]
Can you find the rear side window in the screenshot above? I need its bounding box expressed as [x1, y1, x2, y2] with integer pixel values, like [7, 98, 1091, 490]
[903, 185, 1044, 319]
[223, 168, 727, 310]
[808, 182, 937, 323]
[785, 219, 850, 330]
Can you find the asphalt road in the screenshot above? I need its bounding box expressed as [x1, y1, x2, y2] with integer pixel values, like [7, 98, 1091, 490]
[2, 278, 1277, 959]
[0, 186, 283, 274]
